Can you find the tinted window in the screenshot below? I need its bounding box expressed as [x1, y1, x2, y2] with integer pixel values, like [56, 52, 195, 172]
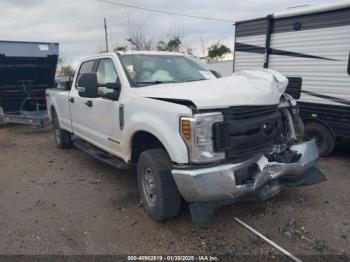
[75, 60, 95, 87]
[96, 59, 118, 86]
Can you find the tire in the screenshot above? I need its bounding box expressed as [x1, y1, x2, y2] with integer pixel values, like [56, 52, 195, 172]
[304, 121, 335, 157]
[52, 109, 72, 149]
[137, 148, 181, 221]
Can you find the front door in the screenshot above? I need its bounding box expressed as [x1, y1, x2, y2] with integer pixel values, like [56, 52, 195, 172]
[70, 57, 122, 157]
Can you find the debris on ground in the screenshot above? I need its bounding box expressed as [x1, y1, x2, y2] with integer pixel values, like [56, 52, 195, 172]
[235, 217, 302, 262]
[280, 219, 332, 253]
[90, 179, 103, 184]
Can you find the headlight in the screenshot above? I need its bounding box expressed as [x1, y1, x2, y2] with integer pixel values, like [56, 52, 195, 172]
[180, 112, 225, 164]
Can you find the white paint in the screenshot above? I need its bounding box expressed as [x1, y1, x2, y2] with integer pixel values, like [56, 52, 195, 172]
[134, 69, 287, 110]
[235, 24, 350, 107]
[274, 1, 350, 19]
[269, 25, 350, 106]
[235, 34, 266, 72]
[47, 52, 287, 164]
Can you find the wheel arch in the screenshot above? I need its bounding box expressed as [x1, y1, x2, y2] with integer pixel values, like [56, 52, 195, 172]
[48, 105, 57, 123]
[302, 117, 336, 138]
[129, 130, 169, 164]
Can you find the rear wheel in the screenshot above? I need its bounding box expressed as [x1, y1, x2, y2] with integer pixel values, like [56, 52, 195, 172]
[52, 109, 72, 149]
[304, 121, 335, 157]
[137, 149, 181, 221]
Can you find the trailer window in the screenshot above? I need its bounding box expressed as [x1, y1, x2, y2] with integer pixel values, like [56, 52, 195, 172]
[75, 60, 95, 88]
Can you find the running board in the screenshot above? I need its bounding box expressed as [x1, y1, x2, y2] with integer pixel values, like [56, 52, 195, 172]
[74, 139, 128, 170]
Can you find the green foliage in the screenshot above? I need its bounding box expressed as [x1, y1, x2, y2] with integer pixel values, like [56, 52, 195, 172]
[166, 36, 182, 51]
[156, 36, 182, 52]
[207, 43, 231, 62]
[57, 65, 75, 77]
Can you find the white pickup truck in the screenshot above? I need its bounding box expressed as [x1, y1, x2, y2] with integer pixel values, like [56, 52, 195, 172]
[46, 51, 325, 222]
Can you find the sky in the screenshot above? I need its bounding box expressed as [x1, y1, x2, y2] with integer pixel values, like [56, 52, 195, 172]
[0, 0, 335, 67]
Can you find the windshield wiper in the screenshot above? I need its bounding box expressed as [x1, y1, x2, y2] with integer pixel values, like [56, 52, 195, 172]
[136, 80, 177, 85]
[185, 78, 206, 82]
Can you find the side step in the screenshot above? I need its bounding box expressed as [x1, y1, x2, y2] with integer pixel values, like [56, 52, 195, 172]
[74, 139, 129, 170]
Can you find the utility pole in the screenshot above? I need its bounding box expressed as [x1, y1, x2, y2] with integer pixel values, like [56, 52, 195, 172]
[104, 17, 109, 52]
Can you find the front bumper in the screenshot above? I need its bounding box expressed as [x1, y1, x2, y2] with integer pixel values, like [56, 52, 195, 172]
[172, 140, 325, 203]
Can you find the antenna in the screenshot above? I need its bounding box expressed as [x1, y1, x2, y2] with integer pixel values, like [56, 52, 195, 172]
[104, 17, 109, 52]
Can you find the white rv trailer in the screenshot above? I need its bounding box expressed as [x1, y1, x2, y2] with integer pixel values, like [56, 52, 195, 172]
[233, 1, 350, 156]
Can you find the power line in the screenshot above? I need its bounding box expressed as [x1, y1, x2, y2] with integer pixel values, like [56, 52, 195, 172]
[97, 0, 234, 23]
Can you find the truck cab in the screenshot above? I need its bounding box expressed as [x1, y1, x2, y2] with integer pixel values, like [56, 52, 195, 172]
[46, 51, 325, 222]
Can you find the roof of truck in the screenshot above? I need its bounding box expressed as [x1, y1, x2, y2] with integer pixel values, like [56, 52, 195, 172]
[116, 50, 189, 56]
[78, 51, 191, 64]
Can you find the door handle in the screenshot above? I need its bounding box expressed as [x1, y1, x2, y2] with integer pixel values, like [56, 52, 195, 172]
[84, 100, 93, 107]
[68, 97, 74, 103]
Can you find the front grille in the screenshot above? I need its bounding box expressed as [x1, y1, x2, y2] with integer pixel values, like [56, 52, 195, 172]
[213, 105, 283, 163]
[223, 105, 278, 120]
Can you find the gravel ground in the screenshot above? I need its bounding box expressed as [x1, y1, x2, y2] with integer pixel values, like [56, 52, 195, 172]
[0, 124, 349, 258]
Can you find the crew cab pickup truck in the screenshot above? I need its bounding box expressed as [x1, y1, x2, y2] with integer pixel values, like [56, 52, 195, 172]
[46, 51, 326, 222]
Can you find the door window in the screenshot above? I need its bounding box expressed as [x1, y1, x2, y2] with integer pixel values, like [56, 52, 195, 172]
[75, 60, 95, 88]
[96, 59, 119, 86]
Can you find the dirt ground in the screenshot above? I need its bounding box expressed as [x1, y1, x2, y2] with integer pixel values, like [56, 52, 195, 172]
[0, 124, 349, 259]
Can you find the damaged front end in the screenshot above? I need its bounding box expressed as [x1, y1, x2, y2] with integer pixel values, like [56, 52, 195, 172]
[172, 94, 326, 223]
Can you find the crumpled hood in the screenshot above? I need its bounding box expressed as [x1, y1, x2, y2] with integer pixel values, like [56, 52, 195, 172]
[133, 69, 288, 109]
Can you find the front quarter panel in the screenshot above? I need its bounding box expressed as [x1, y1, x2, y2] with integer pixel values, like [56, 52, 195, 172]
[121, 95, 193, 164]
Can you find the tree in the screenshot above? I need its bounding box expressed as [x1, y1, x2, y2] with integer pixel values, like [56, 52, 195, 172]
[166, 36, 182, 52]
[114, 46, 128, 51]
[126, 21, 153, 50]
[156, 36, 182, 52]
[207, 42, 231, 62]
[57, 65, 75, 77]
[156, 40, 167, 51]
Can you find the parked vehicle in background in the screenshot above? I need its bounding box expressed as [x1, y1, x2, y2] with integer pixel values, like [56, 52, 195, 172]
[233, 2, 350, 156]
[0, 41, 59, 127]
[46, 51, 325, 222]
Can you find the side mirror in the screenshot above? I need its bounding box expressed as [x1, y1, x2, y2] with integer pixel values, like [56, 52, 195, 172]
[98, 80, 121, 101]
[77, 73, 99, 98]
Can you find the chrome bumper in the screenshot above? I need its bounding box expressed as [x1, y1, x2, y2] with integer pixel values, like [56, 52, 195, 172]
[172, 140, 320, 202]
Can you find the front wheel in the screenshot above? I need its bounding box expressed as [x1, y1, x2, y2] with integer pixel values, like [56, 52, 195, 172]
[137, 149, 181, 221]
[304, 121, 335, 157]
[52, 109, 72, 149]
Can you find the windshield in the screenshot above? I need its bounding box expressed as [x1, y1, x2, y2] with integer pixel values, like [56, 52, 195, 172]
[120, 54, 216, 87]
